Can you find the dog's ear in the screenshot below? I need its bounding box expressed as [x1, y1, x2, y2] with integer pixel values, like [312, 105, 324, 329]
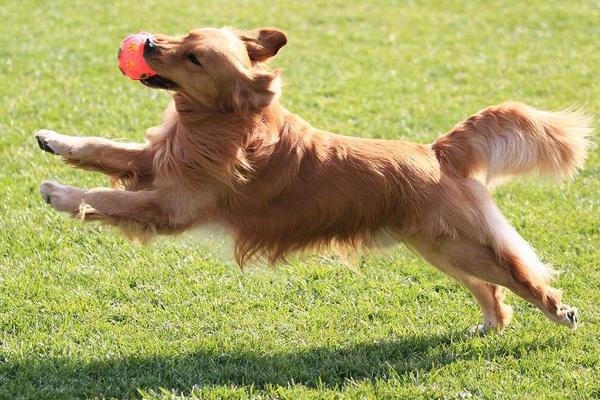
[239, 28, 287, 63]
[231, 69, 281, 112]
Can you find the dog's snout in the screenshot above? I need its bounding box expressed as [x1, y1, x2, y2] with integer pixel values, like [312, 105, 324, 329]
[143, 37, 156, 58]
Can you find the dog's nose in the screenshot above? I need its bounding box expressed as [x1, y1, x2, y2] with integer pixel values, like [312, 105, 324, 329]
[143, 37, 156, 58]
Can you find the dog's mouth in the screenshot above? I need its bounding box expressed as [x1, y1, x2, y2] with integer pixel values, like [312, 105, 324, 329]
[140, 75, 179, 90]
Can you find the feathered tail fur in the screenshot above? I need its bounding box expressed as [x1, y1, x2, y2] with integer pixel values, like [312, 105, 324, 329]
[432, 101, 593, 186]
[433, 102, 593, 284]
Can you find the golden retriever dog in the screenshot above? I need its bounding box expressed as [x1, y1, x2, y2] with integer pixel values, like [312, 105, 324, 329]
[36, 27, 592, 333]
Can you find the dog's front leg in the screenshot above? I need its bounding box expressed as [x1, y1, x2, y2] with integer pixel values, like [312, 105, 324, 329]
[35, 130, 154, 179]
[39, 181, 174, 232]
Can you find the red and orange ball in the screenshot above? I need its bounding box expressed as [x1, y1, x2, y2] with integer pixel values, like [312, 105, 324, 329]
[117, 32, 157, 80]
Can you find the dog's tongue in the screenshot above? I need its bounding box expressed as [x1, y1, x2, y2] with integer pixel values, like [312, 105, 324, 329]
[117, 32, 157, 80]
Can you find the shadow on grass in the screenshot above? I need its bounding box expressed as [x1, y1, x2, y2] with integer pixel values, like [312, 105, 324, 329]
[1, 331, 561, 398]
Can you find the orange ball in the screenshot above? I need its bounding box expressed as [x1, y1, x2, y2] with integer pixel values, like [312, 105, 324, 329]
[117, 32, 157, 80]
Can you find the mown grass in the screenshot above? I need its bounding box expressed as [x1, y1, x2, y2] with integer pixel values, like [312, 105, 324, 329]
[1, 0, 599, 399]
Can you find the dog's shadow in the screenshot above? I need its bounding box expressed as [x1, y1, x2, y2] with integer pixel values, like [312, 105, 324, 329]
[5, 330, 559, 398]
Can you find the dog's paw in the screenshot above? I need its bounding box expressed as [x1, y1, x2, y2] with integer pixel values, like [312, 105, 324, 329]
[40, 181, 83, 214]
[35, 130, 78, 156]
[469, 323, 496, 336]
[557, 304, 579, 330]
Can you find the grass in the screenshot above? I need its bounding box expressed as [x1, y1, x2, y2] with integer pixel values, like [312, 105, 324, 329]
[1, 0, 599, 398]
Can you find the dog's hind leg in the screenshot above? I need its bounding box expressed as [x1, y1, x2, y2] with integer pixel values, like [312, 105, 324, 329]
[480, 199, 579, 328]
[408, 237, 513, 333]
[35, 130, 154, 183]
[455, 277, 512, 334]
[410, 235, 578, 330]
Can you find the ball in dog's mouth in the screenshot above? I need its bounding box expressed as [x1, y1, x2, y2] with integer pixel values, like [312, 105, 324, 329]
[117, 32, 157, 80]
[118, 32, 179, 90]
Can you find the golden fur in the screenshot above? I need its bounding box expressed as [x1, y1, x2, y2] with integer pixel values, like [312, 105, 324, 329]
[37, 27, 592, 332]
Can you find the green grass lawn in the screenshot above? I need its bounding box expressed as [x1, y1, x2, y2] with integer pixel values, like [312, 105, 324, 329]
[1, 0, 599, 398]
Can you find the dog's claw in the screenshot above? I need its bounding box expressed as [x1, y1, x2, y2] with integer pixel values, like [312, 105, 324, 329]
[41, 192, 51, 204]
[35, 131, 56, 154]
[558, 305, 579, 330]
[40, 181, 54, 205]
[567, 310, 578, 326]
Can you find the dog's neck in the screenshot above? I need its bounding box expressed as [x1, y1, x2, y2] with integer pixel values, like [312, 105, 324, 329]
[160, 93, 289, 187]
[172, 92, 284, 124]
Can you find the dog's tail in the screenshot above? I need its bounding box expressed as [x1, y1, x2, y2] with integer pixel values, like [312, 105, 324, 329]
[433, 102, 592, 284]
[432, 102, 593, 186]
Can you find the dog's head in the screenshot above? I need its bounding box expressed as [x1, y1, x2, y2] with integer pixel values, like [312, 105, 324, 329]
[142, 27, 287, 113]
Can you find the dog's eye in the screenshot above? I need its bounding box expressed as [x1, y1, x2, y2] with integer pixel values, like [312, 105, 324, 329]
[187, 53, 202, 67]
